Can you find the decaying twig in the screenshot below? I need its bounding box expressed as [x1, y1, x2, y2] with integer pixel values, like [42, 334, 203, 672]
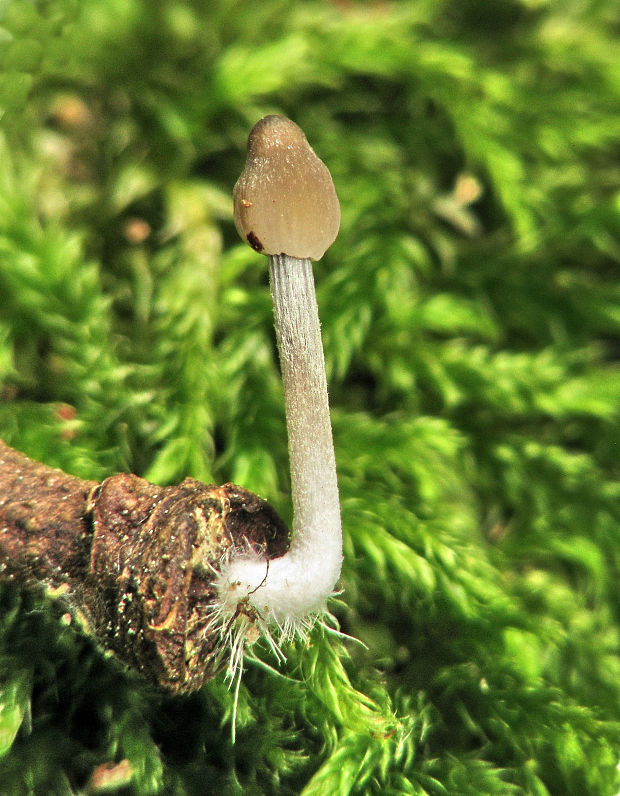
[0, 439, 290, 693]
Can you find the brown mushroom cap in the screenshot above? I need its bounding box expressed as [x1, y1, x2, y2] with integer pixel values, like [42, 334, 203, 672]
[233, 115, 340, 260]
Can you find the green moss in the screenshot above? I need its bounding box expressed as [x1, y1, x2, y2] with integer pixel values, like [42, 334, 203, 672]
[0, 0, 619, 792]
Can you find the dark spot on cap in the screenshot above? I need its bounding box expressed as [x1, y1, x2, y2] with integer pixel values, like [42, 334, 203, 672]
[246, 231, 263, 252]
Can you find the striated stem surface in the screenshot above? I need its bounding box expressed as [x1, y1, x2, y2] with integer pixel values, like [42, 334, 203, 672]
[270, 255, 342, 589]
[221, 256, 342, 625]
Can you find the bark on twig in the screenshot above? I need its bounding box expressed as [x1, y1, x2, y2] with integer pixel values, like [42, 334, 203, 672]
[0, 440, 290, 693]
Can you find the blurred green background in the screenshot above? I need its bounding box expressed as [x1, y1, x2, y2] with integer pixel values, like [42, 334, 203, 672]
[0, 0, 619, 793]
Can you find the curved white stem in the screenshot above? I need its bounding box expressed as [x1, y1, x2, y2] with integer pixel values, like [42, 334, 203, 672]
[217, 255, 342, 627]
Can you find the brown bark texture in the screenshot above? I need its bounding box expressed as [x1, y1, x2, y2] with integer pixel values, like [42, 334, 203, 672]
[0, 439, 290, 693]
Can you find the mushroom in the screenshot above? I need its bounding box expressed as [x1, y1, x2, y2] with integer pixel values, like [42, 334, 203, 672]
[215, 115, 342, 648]
[232, 114, 340, 260]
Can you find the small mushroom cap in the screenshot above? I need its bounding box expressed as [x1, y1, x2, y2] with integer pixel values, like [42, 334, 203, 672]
[233, 115, 340, 260]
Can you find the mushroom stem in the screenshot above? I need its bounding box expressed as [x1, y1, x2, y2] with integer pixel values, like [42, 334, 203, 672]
[218, 255, 342, 627]
[270, 253, 342, 590]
